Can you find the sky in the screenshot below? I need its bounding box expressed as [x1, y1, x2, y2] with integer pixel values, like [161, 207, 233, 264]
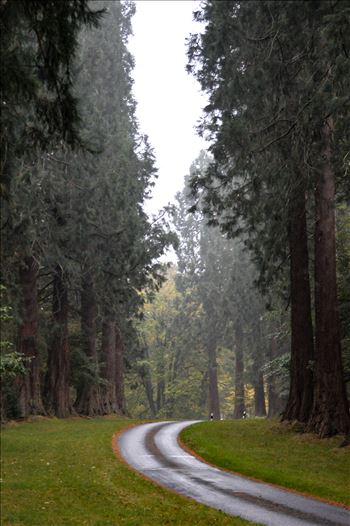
[128, 0, 209, 216]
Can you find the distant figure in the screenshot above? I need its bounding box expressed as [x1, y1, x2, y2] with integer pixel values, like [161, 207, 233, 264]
[242, 410, 247, 419]
[210, 412, 214, 420]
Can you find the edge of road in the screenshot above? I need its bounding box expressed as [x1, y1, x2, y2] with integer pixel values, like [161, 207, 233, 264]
[111, 421, 240, 520]
[112, 422, 166, 491]
[176, 422, 350, 511]
[112, 421, 196, 494]
[112, 420, 350, 512]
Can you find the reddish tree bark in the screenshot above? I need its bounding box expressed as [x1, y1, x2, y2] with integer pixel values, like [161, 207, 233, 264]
[45, 266, 71, 417]
[17, 256, 45, 417]
[115, 323, 126, 414]
[74, 273, 102, 415]
[283, 184, 314, 423]
[100, 318, 117, 414]
[254, 370, 267, 417]
[233, 324, 245, 419]
[307, 116, 350, 437]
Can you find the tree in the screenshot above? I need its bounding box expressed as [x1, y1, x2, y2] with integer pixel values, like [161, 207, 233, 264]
[1, 0, 104, 419]
[63, 0, 174, 416]
[174, 155, 271, 420]
[134, 269, 207, 419]
[0, 0, 104, 191]
[1, 0, 175, 420]
[0, 285, 27, 420]
[17, 256, 45, 417]
[187, 0, 349, 435]
[45, 265, 71, 417]
[233, 323, 245, 419]
[337, 204, 350, 390]
[307, 115, 349, 435]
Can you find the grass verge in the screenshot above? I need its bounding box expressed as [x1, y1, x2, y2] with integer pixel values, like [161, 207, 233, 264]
[180, 419, 350, 506]
[1, 416, 257, 526]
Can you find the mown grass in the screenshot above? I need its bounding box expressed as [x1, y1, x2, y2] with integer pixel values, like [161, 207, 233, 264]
[1, 416, 257, 526]
[181, 419, 350, 506]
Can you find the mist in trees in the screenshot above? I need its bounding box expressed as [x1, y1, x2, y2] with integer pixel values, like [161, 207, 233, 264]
[126, 152, 288, 421]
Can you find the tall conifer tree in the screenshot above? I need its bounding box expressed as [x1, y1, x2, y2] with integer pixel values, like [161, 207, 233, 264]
[187, 0, 349, 435]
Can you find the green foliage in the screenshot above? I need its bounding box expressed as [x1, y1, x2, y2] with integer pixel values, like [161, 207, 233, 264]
[0, 285, 27, 419]
[0, 295, 14, 353]
[0, 352, 27, 380]
[262, 353, 290, 401]
[0, 0, 104, 167]
[131, 268, 208, 419]
[187, 0, 350, 291]
[0, 284, 13, 324]
[64, 0, 174, 320]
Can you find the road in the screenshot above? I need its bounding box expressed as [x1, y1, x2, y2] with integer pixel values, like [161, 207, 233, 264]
[117, 420, 349, 526]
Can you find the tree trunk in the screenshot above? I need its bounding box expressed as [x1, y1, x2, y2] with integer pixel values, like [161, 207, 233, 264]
[139, 346, 156, 416]
[267, 336, 284, 418]
[100, 317, 117, 414]
[252, 322, 267, 417]
[282, 183, 314, 423]
[74, 273, 102, 415]
[207, 332, 220, 420]
[45, 266, 71, 417]
[254, 370, 267, 417]
[156, 378, 165, 413]
[307, 116, 350, 437]
[115, 323, 126, 414]
[233, 324, 245, 419]
[155, 349, 166, 413]
[143, 375, 156, 417]
[267, 377, 282, 419]
[17, 256, 45, 417]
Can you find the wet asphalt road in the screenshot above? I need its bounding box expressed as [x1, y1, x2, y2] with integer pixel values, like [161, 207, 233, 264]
[117, 420, 350, 526]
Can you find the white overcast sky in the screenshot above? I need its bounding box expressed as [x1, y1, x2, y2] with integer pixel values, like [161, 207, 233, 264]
[128, 0, 209, 216]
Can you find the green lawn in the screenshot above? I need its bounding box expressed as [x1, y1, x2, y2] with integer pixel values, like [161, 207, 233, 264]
[1, 417, 256, 526]
[180, 419, 350, 506]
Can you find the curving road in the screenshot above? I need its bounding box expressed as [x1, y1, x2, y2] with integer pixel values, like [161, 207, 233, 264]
[117, 420, 349, 526]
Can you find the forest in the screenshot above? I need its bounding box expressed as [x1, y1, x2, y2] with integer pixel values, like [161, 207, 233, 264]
[1, 0, 349, 441]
